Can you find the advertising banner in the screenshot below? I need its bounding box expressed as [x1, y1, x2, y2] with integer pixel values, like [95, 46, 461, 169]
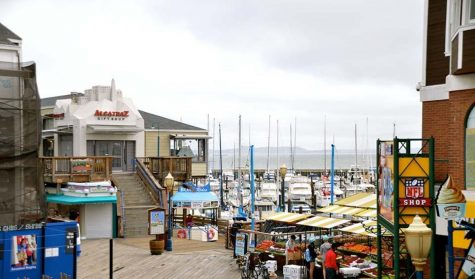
[378, 141, 394, 224]
[235, 233, 248, 256]
[149, 210, 165, 235]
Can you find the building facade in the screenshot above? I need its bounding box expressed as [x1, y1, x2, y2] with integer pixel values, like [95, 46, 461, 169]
[42, 80, 145, 172]
[0, 23, 43, 225]
[41, 85, 210, 176]
[420, 0, 475, 188]
[420, 0, 475, 276]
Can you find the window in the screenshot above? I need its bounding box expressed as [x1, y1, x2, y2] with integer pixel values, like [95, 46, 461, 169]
[466, 107, 475, 189]
[471, 0, 475, 22]
[170, 138, 207, 162]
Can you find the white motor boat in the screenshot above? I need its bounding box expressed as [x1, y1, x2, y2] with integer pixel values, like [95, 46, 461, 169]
[289, 175, 312, 203]
[260, 181, 278, 202]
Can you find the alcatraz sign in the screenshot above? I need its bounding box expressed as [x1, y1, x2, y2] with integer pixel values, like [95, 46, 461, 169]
[94, 110, 129, 120]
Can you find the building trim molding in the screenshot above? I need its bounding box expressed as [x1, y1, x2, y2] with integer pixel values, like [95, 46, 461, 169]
[447, 73, 475, 92]
[420, 84, 448, 102]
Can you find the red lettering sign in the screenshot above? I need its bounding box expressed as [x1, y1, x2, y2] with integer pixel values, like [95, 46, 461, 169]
[399, 198, 432, 207]
[94, 110, 129, 118]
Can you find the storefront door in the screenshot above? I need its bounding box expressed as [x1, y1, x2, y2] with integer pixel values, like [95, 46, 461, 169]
[87, 140, 135, 172]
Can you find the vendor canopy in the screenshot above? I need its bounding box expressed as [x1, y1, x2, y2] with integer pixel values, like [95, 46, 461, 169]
[297, 216, 351, 229]
[317, 205, 365, 215]
[339, 220, 378, 237]
[335, 193, 376, 209]
[171, 190, 219, 209]
[354, 209, 377, 218]
[266, 212, 310, 223]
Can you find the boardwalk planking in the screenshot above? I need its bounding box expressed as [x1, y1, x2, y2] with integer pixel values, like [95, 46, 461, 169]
[78, 236, 241, 279]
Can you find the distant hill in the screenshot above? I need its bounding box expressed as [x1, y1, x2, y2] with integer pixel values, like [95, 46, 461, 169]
[219, 146, 375, 155]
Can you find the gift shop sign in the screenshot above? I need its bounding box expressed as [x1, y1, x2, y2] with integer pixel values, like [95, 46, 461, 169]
[399, 178, 432, 207]
[94, 110, 129, 120]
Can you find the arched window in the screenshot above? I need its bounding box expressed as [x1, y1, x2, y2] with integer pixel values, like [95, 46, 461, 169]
[467, 106, 475, 189]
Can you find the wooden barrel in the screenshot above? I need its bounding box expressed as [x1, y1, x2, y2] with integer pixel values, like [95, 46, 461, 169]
[150, 239, 165, 255]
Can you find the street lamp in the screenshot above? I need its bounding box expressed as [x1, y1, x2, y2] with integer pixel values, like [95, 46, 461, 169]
[279, 164, 287, 212]
[405, 215, 432, 279]
[165, 172, 174, 251]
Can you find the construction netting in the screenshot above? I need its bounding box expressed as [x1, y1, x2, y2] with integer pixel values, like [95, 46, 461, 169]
[0, 61, 44, 225]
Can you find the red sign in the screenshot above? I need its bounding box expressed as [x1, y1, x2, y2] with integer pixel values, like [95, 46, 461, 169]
[177, 229, 187, 239]
[405, 178, 424, 198]
[399, 198, 432, 207]
[45, 113, 65, 119]
[94, 110, 129, 117]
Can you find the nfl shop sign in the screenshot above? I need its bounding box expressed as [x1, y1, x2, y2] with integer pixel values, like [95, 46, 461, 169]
[399, 178, 432, 207]
[399, 198, 432, 206]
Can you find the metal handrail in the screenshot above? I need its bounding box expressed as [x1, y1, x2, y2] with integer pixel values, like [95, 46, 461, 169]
[135, 159, 164, 207]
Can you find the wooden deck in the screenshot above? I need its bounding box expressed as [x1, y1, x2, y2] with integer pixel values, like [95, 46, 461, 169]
[78, 236, 241, 279]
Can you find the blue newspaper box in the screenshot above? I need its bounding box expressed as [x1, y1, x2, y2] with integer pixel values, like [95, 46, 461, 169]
[0, 222, 80, 278]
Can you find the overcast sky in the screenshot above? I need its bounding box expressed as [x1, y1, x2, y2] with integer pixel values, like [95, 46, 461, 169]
[1, 0, 425, 151]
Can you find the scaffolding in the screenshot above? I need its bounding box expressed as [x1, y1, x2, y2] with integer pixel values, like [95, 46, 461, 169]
[0, 61, 44, 225]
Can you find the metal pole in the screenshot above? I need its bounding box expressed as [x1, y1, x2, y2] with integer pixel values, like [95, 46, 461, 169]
[212, 118, 215, 174]
[166, 190, 173, 251]
[429, 137, 436, 279]
[281, 175, 285, 212]
[448, 220, 455, 279]
[324, 115, 327, 174]
[73, 231, 77, 279]
[238, 115, 242, 207]
[109, 238, 113, 279]
[250, 145, 255, 246]
[393, 138, 400, 279]
[330, 144, 335, 204]
[219, 123, 224, 209]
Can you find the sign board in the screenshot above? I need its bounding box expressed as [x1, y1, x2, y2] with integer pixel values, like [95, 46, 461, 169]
[149, 208, 165, 235]
[397, 157, 431, 225]
[65, 228, 76, 254]
[378, 141, 394, 224]
[462, 242, 475, 277]
[235, 233, 248, 256]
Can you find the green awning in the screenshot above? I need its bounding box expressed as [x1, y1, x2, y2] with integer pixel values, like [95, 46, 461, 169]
[46, 194, 117, 205]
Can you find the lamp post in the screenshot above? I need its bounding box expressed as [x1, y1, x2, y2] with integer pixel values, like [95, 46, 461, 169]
[279, 164, 287, 212]
[405, 215, 432, 279]
[165, 172, 174, 251]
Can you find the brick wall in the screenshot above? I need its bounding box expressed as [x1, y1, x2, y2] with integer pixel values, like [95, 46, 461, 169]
[422, 89, 475, 188]
[422, 99, 449, 182]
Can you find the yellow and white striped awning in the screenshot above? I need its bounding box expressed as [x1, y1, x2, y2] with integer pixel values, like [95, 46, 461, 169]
[339, 220, 377, 237]
[318, 205, 365, 215]
[335, 193, 376, 209]
[355, 209, 377, 218]
[297, 216, 351, 229]
[266, 212, 311, 223]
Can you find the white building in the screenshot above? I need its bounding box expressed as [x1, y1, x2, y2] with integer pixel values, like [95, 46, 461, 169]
[49, 79, 144, 171]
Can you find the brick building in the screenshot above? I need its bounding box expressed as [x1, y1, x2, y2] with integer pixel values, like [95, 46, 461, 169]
[419, 0, 475, 277]
[420, 0, 475, 188]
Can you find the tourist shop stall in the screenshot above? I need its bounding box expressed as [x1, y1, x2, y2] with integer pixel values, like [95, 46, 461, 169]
[236, 212, 311, 272]
[171, 183, 219, 241]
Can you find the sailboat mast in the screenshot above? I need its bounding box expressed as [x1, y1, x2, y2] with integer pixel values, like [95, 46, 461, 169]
[219, 123, 224, 208]
[238, 115, 242, 206]
[324, 115, 327, 174]
[276, 119, 279, 174]
[290, 124, 293, 171]
[212, 118, 216, 175]
[355, 123, 358, 170]
[266, 115, 271, 172]
[293, 118, 297, 170]
[233, 142, 236, 173]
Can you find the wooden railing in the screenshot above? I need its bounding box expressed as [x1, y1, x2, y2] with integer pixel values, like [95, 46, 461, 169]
[40, 156, 113, 183]
[136, 156, 192, 184]
[135, 159, 165, 208]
